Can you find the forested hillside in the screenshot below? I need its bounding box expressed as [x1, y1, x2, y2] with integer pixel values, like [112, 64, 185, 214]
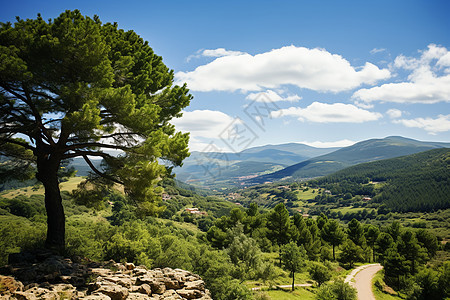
[313, 148, 450, 212]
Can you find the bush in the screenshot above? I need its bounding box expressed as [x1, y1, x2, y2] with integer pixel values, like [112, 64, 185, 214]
[316, 279, 357, 300]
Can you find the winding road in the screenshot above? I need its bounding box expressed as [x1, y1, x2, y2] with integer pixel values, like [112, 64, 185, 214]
[345, 263, 383, 300]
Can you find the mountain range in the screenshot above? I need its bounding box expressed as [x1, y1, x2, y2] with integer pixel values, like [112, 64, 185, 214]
[174, 143, 338, 187]
[69, 136, 449, 189]
[247, 136, 450, 184]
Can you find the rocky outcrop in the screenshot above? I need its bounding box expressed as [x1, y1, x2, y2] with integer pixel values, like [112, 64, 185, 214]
[0, 252, 212, 299]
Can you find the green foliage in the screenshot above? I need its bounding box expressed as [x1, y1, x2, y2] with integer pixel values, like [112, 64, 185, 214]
[308, 261, 332, 287]
[267, 203, 291, 247]
[346, 219, 365, 247]
[339, 239, 364, 268]
[227, 232, 262, 281]
[316, 279, 357, 300]
[281, 241, 306, 291]
[0, 216, 46, 265]
[0, 10, 192, 246]
[321, 219, 345, 260]
[313, 149, 450, 212]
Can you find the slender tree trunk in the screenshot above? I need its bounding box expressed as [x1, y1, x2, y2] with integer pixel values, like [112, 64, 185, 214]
[279, 247, 282, 267]
[292, 271, 295, 291]
[332, 244, 335, 260]
[36, 153, 65, 251]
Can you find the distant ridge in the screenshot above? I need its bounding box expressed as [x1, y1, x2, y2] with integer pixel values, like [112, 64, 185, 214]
[248, 136, 450, 184]
[175, 142, 338, 187]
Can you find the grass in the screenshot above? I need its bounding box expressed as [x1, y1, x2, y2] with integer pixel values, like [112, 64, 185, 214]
[295, 189, 319, 201]
[260, 287, 316, 299]
[0, 177, 85, 198]
[372, 270, 403, 300]
[330, 206, 365, 214]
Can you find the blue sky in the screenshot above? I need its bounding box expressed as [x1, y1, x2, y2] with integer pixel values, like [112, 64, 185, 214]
[2, 0, 450, 152]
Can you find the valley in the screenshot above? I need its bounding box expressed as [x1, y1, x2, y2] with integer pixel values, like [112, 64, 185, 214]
[1, 138, 449, 299]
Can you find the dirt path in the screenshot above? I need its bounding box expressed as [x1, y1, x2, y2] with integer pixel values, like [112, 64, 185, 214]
[345, 263, 383, 300]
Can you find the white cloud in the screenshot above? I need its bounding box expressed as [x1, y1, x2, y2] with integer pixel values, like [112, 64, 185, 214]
[186, 48, 245, 62]
[245, 90, 301, 102]
[370, 48, 386, 54]
[271, 102, 382, 123]
[353, 44, 450, 104]
[393, 114, 450, 135]
[300, 139, 356, 148]
[202, 48, 245, 57]
[386, 108, 403, 119]
[176, 46, 390, 93]
[172, 110, 235, 139]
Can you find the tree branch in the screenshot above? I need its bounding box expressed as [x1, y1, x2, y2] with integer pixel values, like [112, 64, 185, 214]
[82, 155, 123, 185]
[0, 137, 36, 151]
[65, 142, 131, 151]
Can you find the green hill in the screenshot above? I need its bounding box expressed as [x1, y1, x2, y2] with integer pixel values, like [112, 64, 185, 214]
[315, 148, 450, 212]
[249, 136, 450, 184]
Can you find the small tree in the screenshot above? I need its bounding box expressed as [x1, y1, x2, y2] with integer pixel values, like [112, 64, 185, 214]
[308, 261, 331, 287]
[226, 232, 262, 282]
[316, 279, 357, 300]
[281, 241, 306, 291]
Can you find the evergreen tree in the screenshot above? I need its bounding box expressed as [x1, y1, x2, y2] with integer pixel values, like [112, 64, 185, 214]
[339, 239, 364, 268]
[267, 203, 291, 265]
[321, 219, 345, 260]
[375, 232, 394, 263]
[347, 219, 365, 247]
[383, 245, 409, 291]
[397, 230, 428, 274]
[365, 225, 380, 262]
[0, 10, 191, 249]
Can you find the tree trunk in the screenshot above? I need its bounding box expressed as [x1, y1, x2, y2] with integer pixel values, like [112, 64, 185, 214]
[36, 154, 65, 251]
[291, 271, 295, 291]
[332, 244, 335, 260]
[279, 247, 282, 267]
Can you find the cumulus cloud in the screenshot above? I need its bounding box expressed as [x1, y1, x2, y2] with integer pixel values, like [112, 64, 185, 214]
[393, 114, 450, 135]
[353, 44, 450, 104]
[171, 110, 235, 139]
[300, 139, 356, 148]
[386, 109, 403, 119]
[271, 102, 382, 123]
[245, 90, 301, 102]
[176, 46, 390, 93]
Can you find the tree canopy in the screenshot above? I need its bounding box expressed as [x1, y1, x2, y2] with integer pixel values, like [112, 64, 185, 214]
[0, 10, 191, 249]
